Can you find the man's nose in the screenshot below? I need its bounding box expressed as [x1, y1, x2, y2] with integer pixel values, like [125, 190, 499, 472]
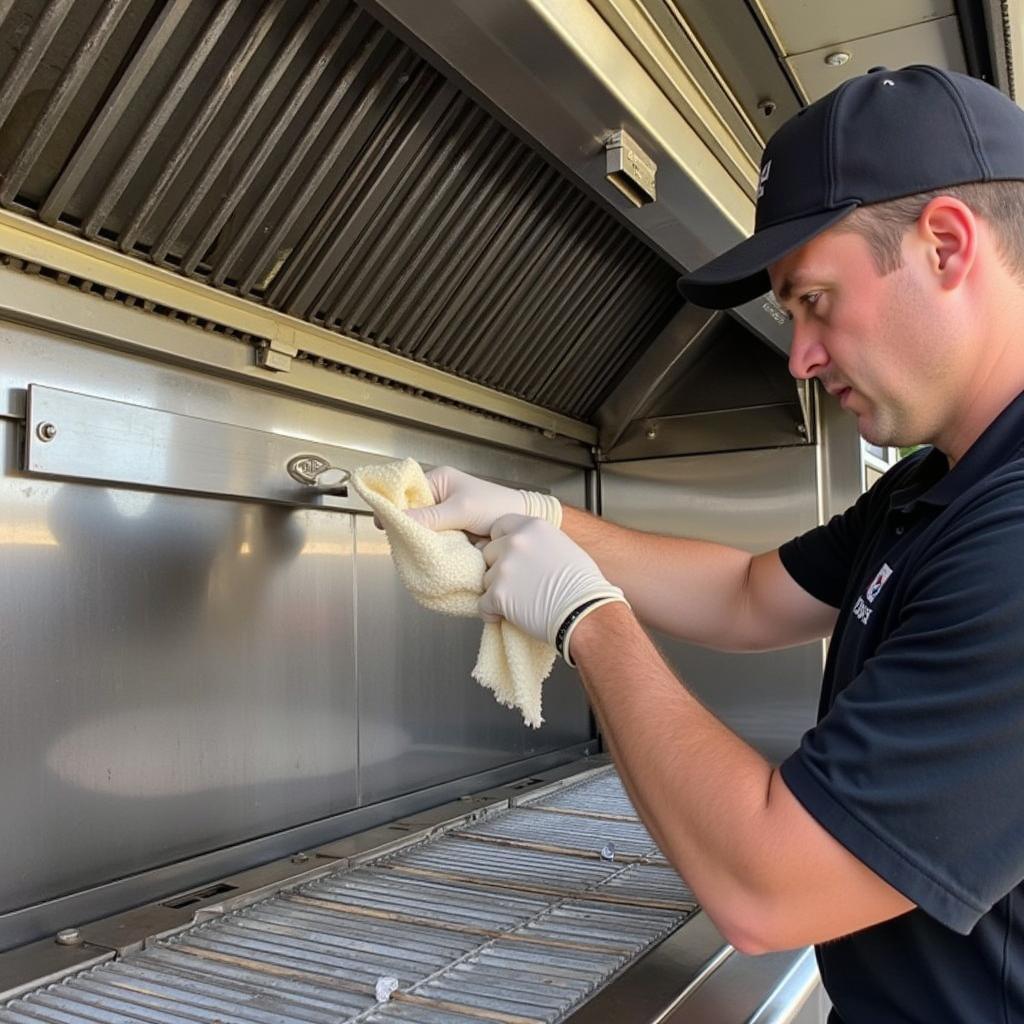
[788, 323, 829, 380]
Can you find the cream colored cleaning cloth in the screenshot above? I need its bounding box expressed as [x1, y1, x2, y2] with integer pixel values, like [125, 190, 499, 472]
[351, 458, 555, 728]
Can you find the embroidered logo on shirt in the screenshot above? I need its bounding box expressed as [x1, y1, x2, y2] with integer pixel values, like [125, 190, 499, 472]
[852, 563, 893, 626]
[866, 563, 893, 603]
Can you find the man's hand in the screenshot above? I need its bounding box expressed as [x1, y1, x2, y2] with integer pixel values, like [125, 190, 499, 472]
[381, 466, 561, 536]
[480, 514, 627, 655]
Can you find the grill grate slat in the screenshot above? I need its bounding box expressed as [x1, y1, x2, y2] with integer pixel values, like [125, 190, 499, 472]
[0, 768, 699, 1023]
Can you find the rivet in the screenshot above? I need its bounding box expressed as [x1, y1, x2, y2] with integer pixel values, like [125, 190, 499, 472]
[757, 98, 777, 118]
[55, 928, 82, 946]
[291, 852, 311, 864]
[825, 52, 851, 67]
[37, 422, 57, 441]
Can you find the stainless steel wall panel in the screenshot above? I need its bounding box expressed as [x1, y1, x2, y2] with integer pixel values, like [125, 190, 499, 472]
[0, 324, 593, 949]
[601, 448, 824, 762]
[0, 416, 361, 915]
[817, 384, 864, 525]
[0, 0, 682, 420]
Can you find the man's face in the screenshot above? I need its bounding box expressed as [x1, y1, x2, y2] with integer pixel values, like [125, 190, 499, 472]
[768, 224, 960, 449]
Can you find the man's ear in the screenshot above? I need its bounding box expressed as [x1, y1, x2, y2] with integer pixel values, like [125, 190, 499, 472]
[915, 196, 977, 291]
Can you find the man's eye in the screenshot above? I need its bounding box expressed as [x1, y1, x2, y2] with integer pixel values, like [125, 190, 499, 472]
[801, 291, 822, 307]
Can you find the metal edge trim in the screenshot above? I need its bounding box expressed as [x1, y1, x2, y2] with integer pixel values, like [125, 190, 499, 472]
[746, 947, 820, 1023]
[742, 0, 808, 104]
[1003, 0, 1023, 104]
[0, 211, 596, 445]
[564, 910, 733, 1024]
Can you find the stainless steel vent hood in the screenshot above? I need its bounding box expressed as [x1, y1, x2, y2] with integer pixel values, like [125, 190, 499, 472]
[0, 0, 806, 459]
[0, 0, 682, 426]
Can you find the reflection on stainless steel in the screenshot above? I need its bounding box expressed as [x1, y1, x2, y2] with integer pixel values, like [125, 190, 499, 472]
[43, 703, 407, 800]
[0, 521, 59, 546]
[601, 448, 823, 763]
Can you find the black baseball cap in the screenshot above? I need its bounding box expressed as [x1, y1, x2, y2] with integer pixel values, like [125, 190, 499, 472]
[677, 65, 1024, 309]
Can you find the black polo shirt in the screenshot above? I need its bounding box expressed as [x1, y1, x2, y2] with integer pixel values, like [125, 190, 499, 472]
[778, 391, 1024, 1024]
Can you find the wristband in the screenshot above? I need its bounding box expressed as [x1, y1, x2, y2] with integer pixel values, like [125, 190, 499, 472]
[556, 594, 629, 668]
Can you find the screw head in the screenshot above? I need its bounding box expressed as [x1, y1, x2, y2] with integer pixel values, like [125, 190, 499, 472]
[825, 51, 851, 67]
[55, 928, 82, 946]
[291, 852, 311, 864]
[37, 422, 57, 442]
[757, 98, 777, 118]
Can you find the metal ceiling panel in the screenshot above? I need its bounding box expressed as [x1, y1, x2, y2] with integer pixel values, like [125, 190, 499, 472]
[0, 0, 682, 422]
[664, 0, 803, 134]
[786, 16, 966, 101]
[754, 0, 953, 58]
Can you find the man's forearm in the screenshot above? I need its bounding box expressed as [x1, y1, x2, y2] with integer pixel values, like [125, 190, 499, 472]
[569, 599, 785, 948]
[560, 505, 756, 649]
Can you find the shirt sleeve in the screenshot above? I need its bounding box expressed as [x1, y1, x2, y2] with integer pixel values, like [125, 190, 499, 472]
[778, 484, 878, 608]
[781, 473, 1024, 934]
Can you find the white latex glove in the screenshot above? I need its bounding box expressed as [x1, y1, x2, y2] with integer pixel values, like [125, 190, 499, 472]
[480, 514, 629, 665]
[397, 465, 561, 536]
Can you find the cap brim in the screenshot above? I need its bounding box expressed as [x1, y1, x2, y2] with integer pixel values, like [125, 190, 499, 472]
[677, 204, 858, 309]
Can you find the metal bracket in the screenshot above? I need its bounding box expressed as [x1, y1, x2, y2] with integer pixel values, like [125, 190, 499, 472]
[796, 378, 815, 443]
[22, 383, 378, 513]
[257, 324, 299, 373]
[605, 129, 657, 207]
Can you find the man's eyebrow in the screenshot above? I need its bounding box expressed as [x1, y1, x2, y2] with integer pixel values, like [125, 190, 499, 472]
[774, 271, 817, 306]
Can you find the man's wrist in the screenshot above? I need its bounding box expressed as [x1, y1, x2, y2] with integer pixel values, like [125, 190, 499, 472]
[520, 489, 562, 528]
[565, 598, 632, 666]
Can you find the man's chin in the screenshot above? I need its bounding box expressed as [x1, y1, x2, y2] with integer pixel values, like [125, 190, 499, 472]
[856, 413, 897, 450]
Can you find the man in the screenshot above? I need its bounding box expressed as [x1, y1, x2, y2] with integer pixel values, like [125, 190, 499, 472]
[402, 66, 1024, 1021]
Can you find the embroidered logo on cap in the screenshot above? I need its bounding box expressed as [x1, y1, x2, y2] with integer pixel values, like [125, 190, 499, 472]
[756, 160, 772, 200]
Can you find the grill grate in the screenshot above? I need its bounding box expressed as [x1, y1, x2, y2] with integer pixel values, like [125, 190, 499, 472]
[0, 0, 683, 422]
[0, 768, 699, 1023]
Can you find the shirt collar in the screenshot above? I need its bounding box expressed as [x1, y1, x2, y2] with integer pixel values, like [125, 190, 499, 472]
[889, 389, 1024, 515]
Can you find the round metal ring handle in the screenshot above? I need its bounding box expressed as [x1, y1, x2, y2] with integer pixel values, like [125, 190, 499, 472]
[286, 454, 351, 493]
